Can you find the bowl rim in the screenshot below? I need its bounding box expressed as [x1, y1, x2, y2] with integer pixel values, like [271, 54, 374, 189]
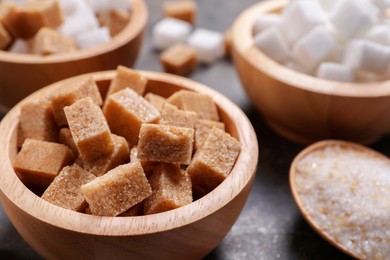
[231, 0, 390, 98]
[0, 70, 258, 236]
[0, 0, 147, 64]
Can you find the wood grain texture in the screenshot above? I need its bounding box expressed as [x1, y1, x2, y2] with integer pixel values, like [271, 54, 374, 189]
[231, 0, 390, 145]
[0, 71, 258, 260]
[0, 0, 148, 112]
[289, 140, 389, 259]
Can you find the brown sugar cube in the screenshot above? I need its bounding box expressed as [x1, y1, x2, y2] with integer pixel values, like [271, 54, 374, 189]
[3, 0, 63, 39]
[58, 128, 78, 156]
[160, 44, 198, 76]
[75, 134, 130, 177]
[13, 139, 74, 187]
[167, 90, 220, 121]
[41, 164, 95, 212]
[106, 65, 147, 98]
[162, 0, 197, 25]
[194, 119, 225, 150]
[17, 99, 58, 148]
[160, 103, 198, 128]
[130, 146, 156, 178]
[98, 10, 131, 37]
[51, 76, 103, 126]
[64, 97, 114, 161]
[144, 163, 192, 215]
[144, 93, 166, 112]
[187, 127, 240, 198]
[0, 22, 11, 50]
[119, 202, 144, 217]
[103, 88, 160, 146]
[31, 27, 77, 55]
[137, 124, 194, 165]
[81, 162, 152, 216]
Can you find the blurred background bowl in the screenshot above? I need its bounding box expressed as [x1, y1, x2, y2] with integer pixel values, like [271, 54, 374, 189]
[0, 70, 258, 259]
[231, 0, 390, 145]
[0, 0, 147, 112]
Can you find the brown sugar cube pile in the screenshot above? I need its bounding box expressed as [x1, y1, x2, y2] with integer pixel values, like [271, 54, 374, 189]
[106, 65, 147, 98]
[187, 127, 240, 198]
[119, 202, 144, 217]
[103, 88, 160, 146]
[76, 134, 130, 177]
[81, 162, 152, 216]
[17, 99, 58, 148]
[3, 0, 63, 39]
[194, 119, 225, 150]
[64, 97, 114, 161]
[130, 146, 156, 178]
[98, 10, 131, 37]
[144, 163, 192, 215]
[160, 44, 198, 76]
[51, 76, 103, 126]
[162, 0, 197, 25]
[159, 103, 198, 128]
[31, 27, 76, 55]
[167, 90, 220, 121]
[144, 93, 166, 112]
[58, 128, 78, 156]
[0, 22, 11, 50]
[137, 124, 194, 165]
[41, 164, 95, 212]
[14, 139, 74, 187]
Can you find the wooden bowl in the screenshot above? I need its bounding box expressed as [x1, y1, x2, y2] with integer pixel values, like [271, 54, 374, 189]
[231, 0, 390, 145]
[0, 71, 258, 259]
[0, 0, 147, 112]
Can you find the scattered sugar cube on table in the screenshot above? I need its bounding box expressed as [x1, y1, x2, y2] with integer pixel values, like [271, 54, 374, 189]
[152, 17, 192, 50]
[187, 28, 224, 64]
[163, 0, 197, 25]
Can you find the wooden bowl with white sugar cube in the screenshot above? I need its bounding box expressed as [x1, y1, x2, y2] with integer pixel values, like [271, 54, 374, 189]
[231, 0, 390, 145]
[0, 70, 258, 259]
[0, 0, 147, 112]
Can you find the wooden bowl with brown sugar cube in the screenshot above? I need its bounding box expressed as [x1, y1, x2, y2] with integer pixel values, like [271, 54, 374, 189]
[0, 0, 147, 112]
[0, 69, 258, 259]
[231, 0, 390, 145]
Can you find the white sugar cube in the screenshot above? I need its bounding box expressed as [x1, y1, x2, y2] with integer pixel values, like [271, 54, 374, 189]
[8, 39, 29, 54]
[187, 28, 224, 64]
[343, 39, 390, 74]
[371, 0, 390, 9]
[253, 14, 282, 35]
[330, 0, 378, 39]
[111, 0, 133, 11]
[292, 26, 337, 70]
[254, 27, 290, 63]
[364, 24, 390, 45]
[316, 62, 355, 82]
[58, 0, 88, 17]
[317, 0, 339, 12]
[281, 1, 327, 44]
[58, 6, 100, 38]
[152, 18, 192, 51]
[76, 27, 111, 49]
[85, 0, 110, 13]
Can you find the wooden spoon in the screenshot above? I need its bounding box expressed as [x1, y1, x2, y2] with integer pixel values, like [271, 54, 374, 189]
[290, 140, 390, 259]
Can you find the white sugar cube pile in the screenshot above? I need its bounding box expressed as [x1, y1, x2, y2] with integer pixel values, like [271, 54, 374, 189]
[152, 18, 192, 50]
[187, 28, 224, 64]
[254, 0, 390, 83]
[56, 0, 132, 50]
